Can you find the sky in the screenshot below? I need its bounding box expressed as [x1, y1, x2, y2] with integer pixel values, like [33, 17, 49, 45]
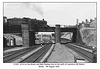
[4, 3, 96, 26]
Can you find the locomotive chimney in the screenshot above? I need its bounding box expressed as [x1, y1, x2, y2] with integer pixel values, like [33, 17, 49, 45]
[43, 19, 44, 21]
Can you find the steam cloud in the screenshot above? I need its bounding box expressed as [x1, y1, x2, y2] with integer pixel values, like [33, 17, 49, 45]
[23, 3, 44, 18]
[32, 4, 44, 17]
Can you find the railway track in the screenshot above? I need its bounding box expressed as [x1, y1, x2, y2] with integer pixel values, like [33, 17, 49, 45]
[65, 43, 97, 63]
[3, 46, 39, 63]
[20, 44, 52, 63]
[3, 47, 29, 58]
[3, 44, 53, 63]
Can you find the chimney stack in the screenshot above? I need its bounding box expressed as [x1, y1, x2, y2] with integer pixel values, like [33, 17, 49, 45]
[90, 19, 93, 22]
[82, 21, 84, 24]
[85, 19, 89, 24]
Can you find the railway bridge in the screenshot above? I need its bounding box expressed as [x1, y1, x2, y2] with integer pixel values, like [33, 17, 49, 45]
[4, 20, 78, 47]
[21, 22, 77, 47]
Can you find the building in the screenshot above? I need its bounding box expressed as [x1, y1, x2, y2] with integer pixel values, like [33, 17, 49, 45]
[78, 18, 97, 29]
[3, 35, 16, 46]
[90, 18, 97, 28]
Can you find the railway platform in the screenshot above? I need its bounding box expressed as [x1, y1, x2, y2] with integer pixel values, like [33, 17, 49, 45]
[47, 43, 89, 63]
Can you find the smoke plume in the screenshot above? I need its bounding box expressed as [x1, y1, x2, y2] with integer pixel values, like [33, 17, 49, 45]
[23, 3, 44, 18]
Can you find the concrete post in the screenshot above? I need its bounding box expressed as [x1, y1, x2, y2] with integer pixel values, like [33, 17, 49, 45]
[55, 25, 61, 43]
[21, 23, 29, 47]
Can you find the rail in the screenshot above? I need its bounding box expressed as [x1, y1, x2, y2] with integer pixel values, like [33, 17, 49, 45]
[65, 43, 97, 63]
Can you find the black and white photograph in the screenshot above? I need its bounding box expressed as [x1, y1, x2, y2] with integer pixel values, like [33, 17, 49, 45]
[3, 2, 97, 63]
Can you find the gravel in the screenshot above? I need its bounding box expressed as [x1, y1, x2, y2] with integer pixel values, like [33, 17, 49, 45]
[47, 43, 75, 63]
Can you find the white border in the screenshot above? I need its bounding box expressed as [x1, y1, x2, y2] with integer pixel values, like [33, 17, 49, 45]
[1, 0, 99, 69]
